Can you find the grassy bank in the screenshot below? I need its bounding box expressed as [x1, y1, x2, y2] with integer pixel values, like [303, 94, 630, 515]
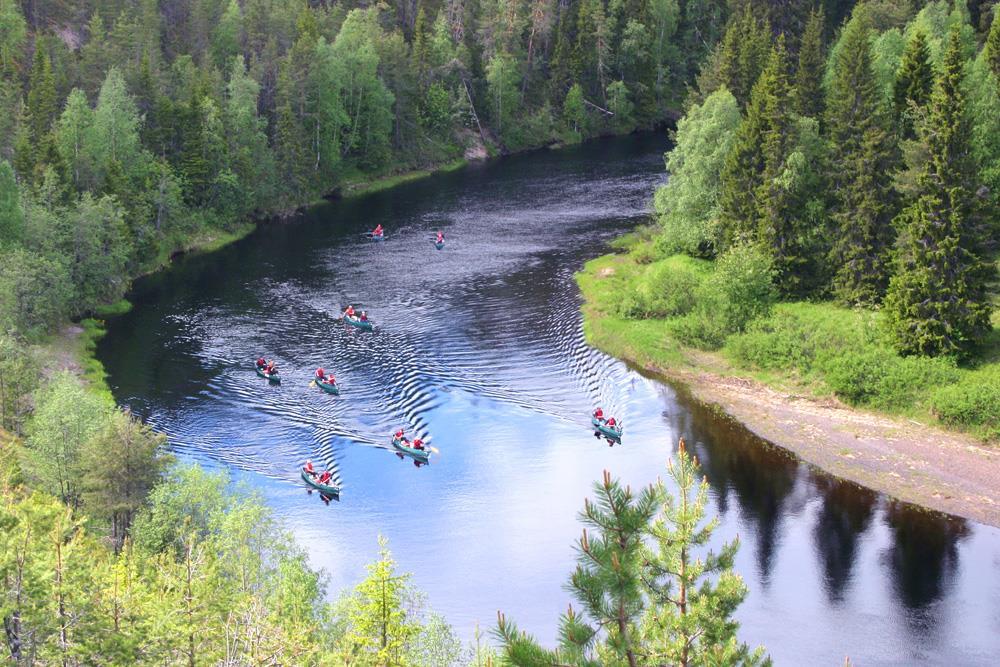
[577, 239, 1000, 443]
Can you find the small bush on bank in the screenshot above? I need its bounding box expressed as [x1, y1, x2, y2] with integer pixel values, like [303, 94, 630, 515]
[932, 371, 1000, 439]
[634, 255, 710, 317]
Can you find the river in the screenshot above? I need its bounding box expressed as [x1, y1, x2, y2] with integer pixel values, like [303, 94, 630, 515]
[98, 134, 1000, 665]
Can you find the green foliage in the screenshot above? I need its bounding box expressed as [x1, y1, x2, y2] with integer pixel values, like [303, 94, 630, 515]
[641, 441, 768, 666]
[671, 244, 776, 350]
[825, 7, 899, 306]
[931, 370, 1000, 439]
[0, 0, 27, 72]
[0, 159, 23, 242]
[885, 26, 994, 357]
[0, 334, 38, 434]
[893, 30, 934, 139]
[625, 255, 711, 319]
[0, 247, 72, 336]
[796, 8, 826, 119]
[22, 371, 111, 508]
[655, 87, 740, 257]
[819, 348, 960, 410]
[497, 449, 766, 665]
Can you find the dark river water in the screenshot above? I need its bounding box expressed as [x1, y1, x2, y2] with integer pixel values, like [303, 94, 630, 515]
[98, 134, 1000, 665]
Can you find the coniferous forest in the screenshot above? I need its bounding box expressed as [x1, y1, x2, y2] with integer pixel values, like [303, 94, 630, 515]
[2, 0, 1000, 663]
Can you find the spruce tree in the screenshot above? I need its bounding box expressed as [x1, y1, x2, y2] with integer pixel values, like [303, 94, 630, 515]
[756, 37, 811, 294]
[885, 26, 994, 357]
[893, 30, 934, 139]
[718, 38, 793, 251]
[986, 6, 1000, 83]
[27, 43, 57, 143]
[717, 10, 771, 109]
[825, 9, 899, 305]
[795, 7, 825, 119]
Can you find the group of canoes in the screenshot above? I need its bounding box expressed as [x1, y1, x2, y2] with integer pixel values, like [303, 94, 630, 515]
[367, 224, 446, 251]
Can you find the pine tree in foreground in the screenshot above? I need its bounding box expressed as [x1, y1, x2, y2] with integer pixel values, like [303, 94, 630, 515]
[885, 26, 995, 357]
[496, 442, 767, 666]
[641, 438, 769, 666]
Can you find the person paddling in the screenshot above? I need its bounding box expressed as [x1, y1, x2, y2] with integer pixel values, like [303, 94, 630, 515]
[318, 470, 333, 485]
[360, 310, 369, 322]
[412, 438, 425, 451]
[606, 416, 618, 429]
[436, 231, 444, 244]
[344, 305, 356, 319]
[593, 407, 605, 422]
[257, 357, 266, 369]
[394, 428, 405, 441]
[304, 460, 316, 477]
[372, 224, 384, 238]
[316, 367, 325, 380]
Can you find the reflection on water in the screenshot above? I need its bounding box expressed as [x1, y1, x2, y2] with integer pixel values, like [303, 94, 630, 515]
[98, 135, 1000, 664]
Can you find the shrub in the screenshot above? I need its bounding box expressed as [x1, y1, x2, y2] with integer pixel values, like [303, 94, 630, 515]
[633, 255, 709, 317]
[932, 372, 1000, 438]
[819, 348, 961, 410]
[702, 244, 776, 334]
[668, 308, 728, 349]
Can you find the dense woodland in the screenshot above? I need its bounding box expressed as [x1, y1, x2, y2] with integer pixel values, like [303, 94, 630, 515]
[0, 0, 741, 338]
[604, 0, 1000, 438]
[0, 0, 775, 662]
[5, 0, 998, 662]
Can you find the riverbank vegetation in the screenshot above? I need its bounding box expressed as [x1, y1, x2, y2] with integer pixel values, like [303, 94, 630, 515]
[594, 0, 1000, 441]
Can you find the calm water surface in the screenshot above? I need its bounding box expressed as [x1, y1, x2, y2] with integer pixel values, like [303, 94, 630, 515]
[99, 135, 1000, 665]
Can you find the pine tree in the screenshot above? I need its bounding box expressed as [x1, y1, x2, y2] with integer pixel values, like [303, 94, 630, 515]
[497, 470, 660, 665]
[893, 30, 933, 139]
[825, 9, 899, 305]
[795, 7, 825, 118]
[641, 439, 767, 666]
[885, 26, 994, 357]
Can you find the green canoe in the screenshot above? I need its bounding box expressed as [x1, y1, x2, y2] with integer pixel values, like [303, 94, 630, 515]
[255, 365, 280, 383]
[435, 241, 445, 250]
[314, 378, 340, 394]
[391, 436, 430, 462]
[301, 469, 340, 495]
[592, 417, 622, 440]
[344, 316, 373, 331]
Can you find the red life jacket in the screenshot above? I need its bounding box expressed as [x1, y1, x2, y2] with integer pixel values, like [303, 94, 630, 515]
[316, 368, 324, 378]
[305, 462, 314, 473]
[607, 418, 616, 426]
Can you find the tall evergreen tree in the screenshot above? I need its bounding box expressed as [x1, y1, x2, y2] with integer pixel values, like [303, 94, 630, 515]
[885, 26, 994, 357]
[893, 30, 934, 139]
[497, 470, 660, 665]
[825, 9, 899, 305]
[716, 9, 770, 108]
[26, 43, 57, 142]
[755, 37, 812, 294]
[795, 7, 825, 118]
[985, 4, 1000, 83]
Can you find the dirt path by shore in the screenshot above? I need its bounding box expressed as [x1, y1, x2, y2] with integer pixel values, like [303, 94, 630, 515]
[646, 360, 1000, 527]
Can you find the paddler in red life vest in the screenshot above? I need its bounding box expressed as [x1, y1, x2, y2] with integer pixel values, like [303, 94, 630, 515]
[256, 357, 266, 369]
[372, 224, 383, 238]
[412, 438, 425, 451]
[344, 305, 355, 318]
[316, 367, 325, 380]
[304, 460, 316, 476]
[394, 428, 405, 441]
[593, 407, 605, 422]
[606, 417, 618, 428]
[360, 310, 369, 322]
[436, 231, 444, 243]
[265, 360, 277, 374]
[318, 470, 333, 485]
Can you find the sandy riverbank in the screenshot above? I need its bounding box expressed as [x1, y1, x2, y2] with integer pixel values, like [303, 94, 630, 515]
[579, 262, 1000, 528]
